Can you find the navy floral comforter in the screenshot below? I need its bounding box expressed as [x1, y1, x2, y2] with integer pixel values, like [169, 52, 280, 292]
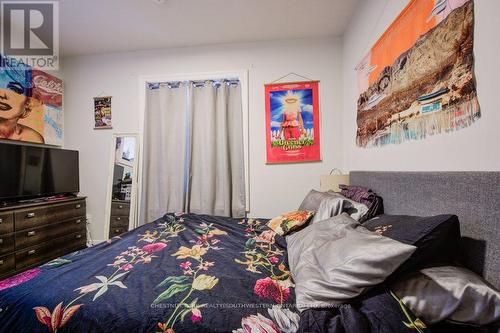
[0, 213, 299, 333]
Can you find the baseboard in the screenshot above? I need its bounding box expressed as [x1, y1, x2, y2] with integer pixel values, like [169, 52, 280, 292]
[87, 239, 107, 247]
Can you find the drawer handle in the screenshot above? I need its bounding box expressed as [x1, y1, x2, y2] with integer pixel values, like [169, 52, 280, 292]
[75, 234, 82, 239]
[27, 231, 36, 237]
[0, 238, 3, 245]
[0, 260, 3, 265]
[28, 250, 36, 255]
[115, 229, 121, 233]
[0, 218, 3, 223]
[118, 205, 123, 209]
[76, 219, 83, 224]
[75, 204, 82, 209]
[26, 212, 36, 218]
[116, 217, 121, 221]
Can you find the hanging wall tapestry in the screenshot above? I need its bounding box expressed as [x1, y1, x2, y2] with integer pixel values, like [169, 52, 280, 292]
[356, 0, 480, 147]
[0, 55, 64, 146]
[94, 96, 113, 129]
[265, 81, 320, 164]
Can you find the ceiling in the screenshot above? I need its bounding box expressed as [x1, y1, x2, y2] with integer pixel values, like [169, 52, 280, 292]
[59, 0, 360, 57]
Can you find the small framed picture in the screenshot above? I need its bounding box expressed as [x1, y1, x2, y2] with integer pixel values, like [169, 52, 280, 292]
[94, 96, 112, 129]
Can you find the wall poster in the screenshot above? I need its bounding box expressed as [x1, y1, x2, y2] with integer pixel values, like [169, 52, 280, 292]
[356, 0, 480, 147]
[0, 55, 64, 145]
[94, 96, 113, 129]
[265, 81, 320, 164]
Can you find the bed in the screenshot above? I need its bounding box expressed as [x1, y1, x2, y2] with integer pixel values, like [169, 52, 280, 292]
[0, 171, 498, 333]
[349, 171, 499, 289]
[0, 213, 299, 332]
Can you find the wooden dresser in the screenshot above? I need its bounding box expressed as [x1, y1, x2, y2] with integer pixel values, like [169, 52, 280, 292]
[109, 200, 130, 238]
[0, 197, 87, 279]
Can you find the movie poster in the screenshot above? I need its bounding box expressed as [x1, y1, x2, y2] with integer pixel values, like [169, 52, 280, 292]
[356, 0, 480, 147]
[94, 96, 112, 129]
[265, 81, 320, 164]
[0, 55, 64, 145]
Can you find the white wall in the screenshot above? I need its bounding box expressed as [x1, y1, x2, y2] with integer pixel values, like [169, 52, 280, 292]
[342, 0, 500, 171]
[62, 37, 343, 242]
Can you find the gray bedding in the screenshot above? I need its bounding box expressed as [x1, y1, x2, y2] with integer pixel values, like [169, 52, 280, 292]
[312, 192, 368, 223]
[350, 171, 500, 289]
[286, 214, 415, 311]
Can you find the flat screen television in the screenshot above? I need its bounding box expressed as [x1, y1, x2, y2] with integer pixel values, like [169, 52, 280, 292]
[0, 143, 79, 200]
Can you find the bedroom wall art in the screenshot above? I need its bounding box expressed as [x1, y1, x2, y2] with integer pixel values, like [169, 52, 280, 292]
[355, 0, 480, 147]
[94, 96, 113, 129]
[0, 54, 63, 146]
[265, 81, 321, 164]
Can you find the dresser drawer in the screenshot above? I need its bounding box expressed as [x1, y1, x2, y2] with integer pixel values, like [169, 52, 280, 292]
[110, 227, 127, 237]
[15, 200, 86, 231]
[111, 202, 130, 216]
[15, 231, 86, 270]
[15, 218, 86, 250]
[0, 254, 15, 278]
[110, 215, 129, 228]
[0, 213, 14, 234]
[0, 233, 15, 256]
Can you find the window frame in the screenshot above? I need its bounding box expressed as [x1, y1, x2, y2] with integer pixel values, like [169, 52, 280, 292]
[138, 70, 250, 219]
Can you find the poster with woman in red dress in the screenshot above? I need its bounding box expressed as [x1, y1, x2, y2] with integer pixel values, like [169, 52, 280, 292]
[265, 81, 320, 164]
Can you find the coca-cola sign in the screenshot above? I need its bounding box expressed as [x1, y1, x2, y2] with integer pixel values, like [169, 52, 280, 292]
[33, 74, 63, 94]
[32, 70, 63, 108]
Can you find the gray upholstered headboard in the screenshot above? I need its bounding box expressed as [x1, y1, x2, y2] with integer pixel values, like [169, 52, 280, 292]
[350, 171, 499, 288]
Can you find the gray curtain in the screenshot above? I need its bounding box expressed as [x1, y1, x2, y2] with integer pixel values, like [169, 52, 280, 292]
[142, 80, 245, 224]
[142, 83, 188, 223]
[187, 81, 246, 217]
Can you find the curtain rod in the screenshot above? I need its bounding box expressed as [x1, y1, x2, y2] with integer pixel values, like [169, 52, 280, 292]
[148, 79, 240, 90]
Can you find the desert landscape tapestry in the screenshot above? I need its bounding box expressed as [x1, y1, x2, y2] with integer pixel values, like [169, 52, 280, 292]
[356, 0, 480, 147]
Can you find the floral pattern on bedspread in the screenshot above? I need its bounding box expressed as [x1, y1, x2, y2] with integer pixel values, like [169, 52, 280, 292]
[0, 268, 41, 291]
[0, 213, 299, 333]
[30, 214, 185, 332]
[154, 219, 228, 332]
[233, 218, 299, 333]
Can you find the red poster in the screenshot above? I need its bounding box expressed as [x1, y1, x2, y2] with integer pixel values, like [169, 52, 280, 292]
[32, 70, 63, 108]
[265, 81, 321, 164]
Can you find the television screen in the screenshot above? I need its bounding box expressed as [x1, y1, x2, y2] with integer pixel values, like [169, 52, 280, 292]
[0, 143, 79, 200]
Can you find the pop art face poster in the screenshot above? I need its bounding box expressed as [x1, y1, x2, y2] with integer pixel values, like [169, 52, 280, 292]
[265, 81, 320, 164]
[0, 55, 64, 146]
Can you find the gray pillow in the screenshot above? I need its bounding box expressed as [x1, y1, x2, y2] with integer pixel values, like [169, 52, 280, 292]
[299, 190, 369, 222]
[312, 192, 368, 223]
[286, 214, 416, 312]
[391, 266, 500, 326]
[298, 189, 334, 211]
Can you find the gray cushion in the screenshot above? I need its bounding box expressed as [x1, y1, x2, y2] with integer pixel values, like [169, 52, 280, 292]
[312, 192, 368, 223]
[298, 189, 334, 211]
[391, 266, 500, 325]
[299, 190, 369, 222]
[286, 214, 416, 312]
